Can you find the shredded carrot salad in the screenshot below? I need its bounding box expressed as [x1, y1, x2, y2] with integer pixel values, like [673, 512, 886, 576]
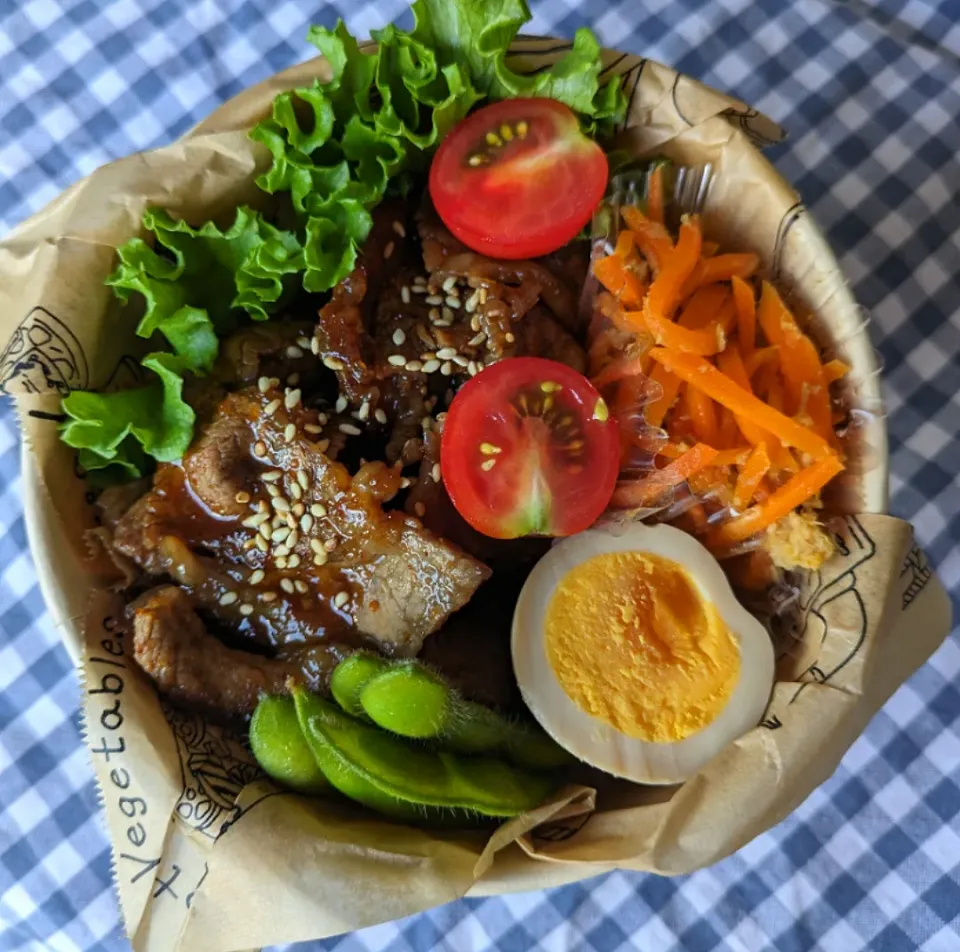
[590, 188, 849, 560]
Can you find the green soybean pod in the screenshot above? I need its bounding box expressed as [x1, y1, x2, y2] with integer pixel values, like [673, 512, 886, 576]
[358, 663, 452, 739]
[249, 695, 327, 794]
[330, 653, 388, 719]
[296, 688, 555, 817]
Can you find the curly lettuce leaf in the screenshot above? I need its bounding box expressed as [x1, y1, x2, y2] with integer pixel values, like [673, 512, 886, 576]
[249, 18, 480, 294]
[410, 0, 626, 127]
[61, 352, 196, 480]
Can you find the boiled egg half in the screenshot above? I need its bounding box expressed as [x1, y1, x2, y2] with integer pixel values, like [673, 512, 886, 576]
[512, 523, 775, 785]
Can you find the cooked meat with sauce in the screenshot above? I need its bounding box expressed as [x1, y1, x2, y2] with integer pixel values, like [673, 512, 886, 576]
[112, 387, 489, 656]
[113, 189, 590, 721]
[131, 586, 348, 719]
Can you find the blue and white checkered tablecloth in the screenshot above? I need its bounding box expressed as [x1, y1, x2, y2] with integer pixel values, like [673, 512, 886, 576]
[2, 0, 960, 949]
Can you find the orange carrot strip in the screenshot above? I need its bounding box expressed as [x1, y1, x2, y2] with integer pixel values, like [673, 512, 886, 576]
[732, 444, 771, 511]
[644, 217, 703, 324]
[631, 307, 724, 355]
[681, 253, 760, 299]
[718, 407, 741, 449]
[592, 255, 647, 308]
[681, 382, 720, 445]
[649, 347, 833, 459]
[713, 447, 753, 466]
[644, 364, 681, 427]
[612, 443, 719, 509]
[701, 240, 720, 257]
[708, 455, 844, 548]
[823, 359, 850, 384]
[623, 206, 674, 273]
[647, 164, 665, 225]
[614, 230, 635, 259]
[678, 284, 731, 329]
[744, 346, 779, 377]
[731, 275, 756, 355]
[756, 281, 832, 438]
[591, 354, 647, 390]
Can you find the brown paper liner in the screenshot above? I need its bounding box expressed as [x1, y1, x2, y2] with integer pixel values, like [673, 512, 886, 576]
[0, 37, 951, 952]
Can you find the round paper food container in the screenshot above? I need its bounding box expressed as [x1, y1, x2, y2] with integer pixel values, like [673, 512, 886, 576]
[23, 44, 888, 671]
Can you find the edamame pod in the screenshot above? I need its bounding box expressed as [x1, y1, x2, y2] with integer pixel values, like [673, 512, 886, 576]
[249, 695, 327, 794]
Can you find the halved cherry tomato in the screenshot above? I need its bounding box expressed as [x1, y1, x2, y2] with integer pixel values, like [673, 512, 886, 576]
[441, 358, 619, 538]
[429, 98, 608, 260]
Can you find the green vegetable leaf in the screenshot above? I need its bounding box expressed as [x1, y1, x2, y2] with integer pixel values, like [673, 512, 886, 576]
[61, 351, 197, 478]
[410, 0, 625, 126]
[302, 197, 373, 294]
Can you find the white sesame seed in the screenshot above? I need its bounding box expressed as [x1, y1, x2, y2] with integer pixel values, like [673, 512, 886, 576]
[297, 470, 310, 490]
[310, 503, 328, 518]
[426, 294, 444, 305]
[465, 289, 481, 312]
[386, 354, 406, 367]
[249, 569, 265, 585]
[284, 423, 296, 443]
[374, 408, 388, 424]
[258, 499, 269, 513]
[263, 398, 282, 417]
[324, 538, 338, 551]
[428, 307, 441, 323]
[401, 286, 411, 304]
[440, 306, 453, 322]
[219, 591, 239, 606]
[479, 287, 488, 304]
[505, 332, 516, 344]
[446, 296, 460, 309]
[300, 513, 314, 534]
[436, 347, 457, 360]
[274, 544, 291, 558]
[287, 554, 301, 568]
[242, 513, 268, 529]
[383, 241, 395, 259]
[468, 361, 479, 376]
[414, 502, 426, 517]
[336, 395, 348, 413]
[310, 336, 321, 354]
[280, 578, 295, 594]
[422, 359, 441, 374]
[310, 538, 324, 554]
[400, 477, 412, 489]
[289, 481, 302, 500]
[284, 389, 302, 410]
[313, 551, 329, 566]
[334, 591, 350, 609]
[469, 333, 486, 347]
[258, 376, 272, 393]
[262, 470, 283, 482]
[266, 483, 280, 498]
[392, 328, 407, 347]
[256, 535, 269, 552]
[392, 220, 407, 238]
[358, 402, 370, 421]
[261, 591, 278, 602]
[432, 463, 441, 483]
[316, 439, 331, 453]
[292, 502, 305, 517]
[441, 361, 453, 376]
[286, 345, 304, 359]
[323, 356, 345, 371]
[294, 580, 309, 595]
[275, 556, 288, 569]
[254, 441, 267, 458]
[339, 423, 362, 436]
[412, 283, 428, 294]
[436, 412, 447, 423]
[405, 360, 423, 372]
[288, 528, 299, 547]
[272, 497, 291, 513]
[240, 603, 255, 616]
[442, 276, 457, 292]
[453, 355, 470, 368]
[304, 423, 323, 434]
[261, 524, 276, 542]
[470, 315, 481, 332]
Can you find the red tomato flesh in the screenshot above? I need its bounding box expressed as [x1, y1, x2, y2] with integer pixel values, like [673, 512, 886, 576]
[441, 358, 620, 539]
[429, 98, 608, 260]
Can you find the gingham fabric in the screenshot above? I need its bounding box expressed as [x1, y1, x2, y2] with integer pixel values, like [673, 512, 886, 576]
[2, 0, 959, 950]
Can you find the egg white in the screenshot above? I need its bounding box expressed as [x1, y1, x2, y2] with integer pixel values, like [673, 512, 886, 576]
[511, 523, 775, 785]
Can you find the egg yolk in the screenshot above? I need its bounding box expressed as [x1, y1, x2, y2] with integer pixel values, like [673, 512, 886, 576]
[544, 551, 740, 742]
